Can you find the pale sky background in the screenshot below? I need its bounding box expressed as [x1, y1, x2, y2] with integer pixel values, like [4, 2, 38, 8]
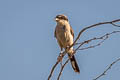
[0, 0, 120, 80]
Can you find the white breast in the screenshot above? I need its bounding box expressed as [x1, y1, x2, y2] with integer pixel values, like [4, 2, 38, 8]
[56, 25, 73, 48]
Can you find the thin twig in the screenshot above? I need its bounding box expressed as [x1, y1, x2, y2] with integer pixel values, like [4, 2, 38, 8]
[57, 31, 120, 79]
[93, 58, 120, 80]
[48, 61, 59, 80]
[78, 31, 120, 50]
[47, 19, 120, 80]
[57, 59, 69, 80]
[71, 19, 120, 47]
[47, 51, 67, 80]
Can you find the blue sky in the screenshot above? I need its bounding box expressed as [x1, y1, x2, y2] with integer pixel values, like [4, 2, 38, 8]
[0, 0, 120, 80]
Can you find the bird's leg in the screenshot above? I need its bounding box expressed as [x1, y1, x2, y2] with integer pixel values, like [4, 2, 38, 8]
[66, 46, 69, 50]
[57, 49, 64, 62]
[65, 45, 71, 54]
[60, 50, 64, 54]
[66, 46, 74, 58]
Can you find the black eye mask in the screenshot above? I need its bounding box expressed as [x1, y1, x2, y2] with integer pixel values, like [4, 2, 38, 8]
[56, 15, 68, 21]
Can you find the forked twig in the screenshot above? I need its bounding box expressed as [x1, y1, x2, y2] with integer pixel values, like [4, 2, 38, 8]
[57, 31, 120, 80]
[47, 19, 120, 80]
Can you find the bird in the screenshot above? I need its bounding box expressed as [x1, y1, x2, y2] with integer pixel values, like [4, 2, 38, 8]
[54, 14, 80, 73]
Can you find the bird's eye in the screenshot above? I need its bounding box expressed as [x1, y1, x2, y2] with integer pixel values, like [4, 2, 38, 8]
[59, 16, 65, 20]
[61, 16, 64, 19]
[56, 16, 61, 19]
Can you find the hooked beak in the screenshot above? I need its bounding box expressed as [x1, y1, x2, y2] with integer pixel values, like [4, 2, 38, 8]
[55, 18, 59, 21]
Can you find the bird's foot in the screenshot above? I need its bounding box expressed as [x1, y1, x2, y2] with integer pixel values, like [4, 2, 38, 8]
[66, 46, 69, 49]
[57, 52, 63, 62]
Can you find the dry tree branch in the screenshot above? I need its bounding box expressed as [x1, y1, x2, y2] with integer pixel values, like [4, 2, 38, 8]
[47, 51, 67, 80]
[57, 31, 120, 80]
[47, 19, 120, 80]
[93, 58, 120, 80]
[57, 59, 69, 80]
[48, 61, 59, 80]
[71, 19, 120, 47]
[111, 22, 120, 27]
[78, 31, 120, 51]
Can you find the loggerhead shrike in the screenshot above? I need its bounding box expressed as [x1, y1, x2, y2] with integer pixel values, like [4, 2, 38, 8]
[54, 14, 80, 73]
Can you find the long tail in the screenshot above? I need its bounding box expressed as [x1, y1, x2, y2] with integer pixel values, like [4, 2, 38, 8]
[68, 54, 80, 73]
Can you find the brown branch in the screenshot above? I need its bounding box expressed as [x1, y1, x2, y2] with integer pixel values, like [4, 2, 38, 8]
[78, 36, 108, 50]
[93, 58, 120, 80]
[57, 59, 69, 80]
[48, 61, 59, 80]
[56, 31, 120, 80]
[71, 19, 120, 47]
[47, 19, 120, 80]
[111, 22, 120, 27]
[78, 31, 120, 51]
[47, 51, 67, 80]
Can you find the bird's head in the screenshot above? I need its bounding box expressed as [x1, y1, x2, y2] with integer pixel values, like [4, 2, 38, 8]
[55, 14, 68, 25]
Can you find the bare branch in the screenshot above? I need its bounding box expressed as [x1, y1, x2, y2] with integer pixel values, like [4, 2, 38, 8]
[93, 58, 120, 80]
[111, 22, 120, 27]
[78, 31, 120, 50]
[48, 61, 59, 80]
[57, 31, 120, 80]
[57, 59, 69, 80]
[47, 19, 120, 80]
[72, 19, 120, 47]
[47, 51, 67, 80]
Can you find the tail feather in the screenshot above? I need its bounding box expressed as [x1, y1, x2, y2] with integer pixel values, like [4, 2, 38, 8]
[68, 54, 80, 73]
